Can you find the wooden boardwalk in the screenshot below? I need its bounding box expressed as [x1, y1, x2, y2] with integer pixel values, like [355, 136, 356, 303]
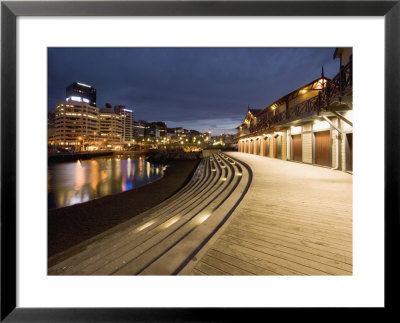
[180, 152, 352, 276]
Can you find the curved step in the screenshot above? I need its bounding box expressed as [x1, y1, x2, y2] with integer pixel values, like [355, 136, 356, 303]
[48, 153, 252, 275]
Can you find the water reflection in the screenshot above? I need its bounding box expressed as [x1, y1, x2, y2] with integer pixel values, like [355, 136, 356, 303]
[48, 157, 164, 209]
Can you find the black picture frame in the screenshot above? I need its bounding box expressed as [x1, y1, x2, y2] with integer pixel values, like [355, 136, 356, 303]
[1, 1, 399, 321]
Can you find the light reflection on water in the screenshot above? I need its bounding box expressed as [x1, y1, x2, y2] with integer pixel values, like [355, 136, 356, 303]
[48, 157, 164, 209]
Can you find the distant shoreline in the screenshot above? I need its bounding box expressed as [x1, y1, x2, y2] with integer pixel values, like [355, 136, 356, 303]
[48, 151, 115, 163]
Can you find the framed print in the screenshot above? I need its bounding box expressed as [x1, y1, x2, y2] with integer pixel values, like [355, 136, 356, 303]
[1, 0, 399, 321]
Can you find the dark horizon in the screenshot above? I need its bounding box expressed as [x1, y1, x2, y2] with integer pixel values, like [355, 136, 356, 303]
[48, 47, 339, 134]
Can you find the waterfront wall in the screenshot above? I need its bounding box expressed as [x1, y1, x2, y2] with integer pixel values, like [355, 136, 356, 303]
[48, 151, 114, 163]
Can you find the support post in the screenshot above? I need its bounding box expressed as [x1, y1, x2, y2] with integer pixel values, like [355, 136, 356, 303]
[332, 111, 353, 127]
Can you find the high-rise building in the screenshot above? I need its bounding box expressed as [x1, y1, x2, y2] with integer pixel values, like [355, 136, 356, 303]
[133, 121, 146, 140]
[66, 82, 97, 106]
[54, 102, 100, 150]
[114, 105, 134, 143]
[99, 104, 123, 147]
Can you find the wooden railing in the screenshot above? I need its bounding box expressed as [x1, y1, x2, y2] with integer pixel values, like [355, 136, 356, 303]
[244, 61, 352, 136]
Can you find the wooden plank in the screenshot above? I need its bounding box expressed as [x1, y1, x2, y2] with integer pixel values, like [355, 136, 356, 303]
[207, 249, 278, 275]
[226, 223, 352, 263]
[191, 268, 205, 275]
[238, 208, 353, 233]
[240, 204, 352, 225]
[222, 228, 352, 273]
[231, 216, 352, 245]
[212, 239, 305, 275]
[200, 254, 255, 276]
[194, 261, 228, 276]
[218, 235, 350, 275]
[229, 219, 352, 252]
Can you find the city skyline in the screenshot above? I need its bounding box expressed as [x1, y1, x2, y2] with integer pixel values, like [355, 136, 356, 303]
[48, 47, 339, 134]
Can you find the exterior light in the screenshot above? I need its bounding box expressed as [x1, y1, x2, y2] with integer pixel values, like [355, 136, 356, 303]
[290, 126, 302, 135]
[70, 96, 82, 102]
[313, 120, 330, 131]
[301, 89, 307, 94]
[77, 82, 91, 88]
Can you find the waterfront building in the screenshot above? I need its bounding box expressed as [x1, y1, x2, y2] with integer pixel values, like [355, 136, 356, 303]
[133, 121, 146, 140]
[153, 121, 167, 139]
[66, 82, 97, 106]
[99, 104, 123, 148]
[146, 125, 160, 139]
[174, 127, 186, 138]
[237, 48, 353, 172]
[54, 101, 100, 150]
[114, 105, 134, 143]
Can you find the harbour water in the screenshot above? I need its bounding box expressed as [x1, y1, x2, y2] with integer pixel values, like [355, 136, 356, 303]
[48, 156, 164, 209]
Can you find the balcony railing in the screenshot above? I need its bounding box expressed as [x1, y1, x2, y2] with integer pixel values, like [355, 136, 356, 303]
[245, 61, 352, 136]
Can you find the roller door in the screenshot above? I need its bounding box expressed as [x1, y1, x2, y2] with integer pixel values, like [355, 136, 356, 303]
[292, 135, 302, 161]
[346, 133, 352, 171]
[264, 138, 269, 156]
[315, 130, 331, 166]
[275, 136, 282, 159]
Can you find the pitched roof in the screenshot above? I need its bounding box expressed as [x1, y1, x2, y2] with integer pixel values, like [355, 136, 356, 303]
[248, 109, 262, 116]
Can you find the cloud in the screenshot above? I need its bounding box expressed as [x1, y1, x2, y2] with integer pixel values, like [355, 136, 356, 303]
[48, 47, 339, 134]
[165, 118, 241, 134]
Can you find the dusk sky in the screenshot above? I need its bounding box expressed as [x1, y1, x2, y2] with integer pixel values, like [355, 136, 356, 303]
[48, 47, 339, 134]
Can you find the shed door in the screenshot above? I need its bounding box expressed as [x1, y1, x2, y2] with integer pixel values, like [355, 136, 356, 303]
[346, 133, 353, 171]
[264, 138, 269, 157]
[292, 135, 302, 162]
[276, 136, 282, 159]
[315, 131, 331, 166]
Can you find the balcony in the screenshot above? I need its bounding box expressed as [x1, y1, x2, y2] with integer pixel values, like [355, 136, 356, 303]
[246, 61, 352, 136]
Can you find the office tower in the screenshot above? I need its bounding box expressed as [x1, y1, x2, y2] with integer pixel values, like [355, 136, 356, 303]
[66, 82, 97, 106]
